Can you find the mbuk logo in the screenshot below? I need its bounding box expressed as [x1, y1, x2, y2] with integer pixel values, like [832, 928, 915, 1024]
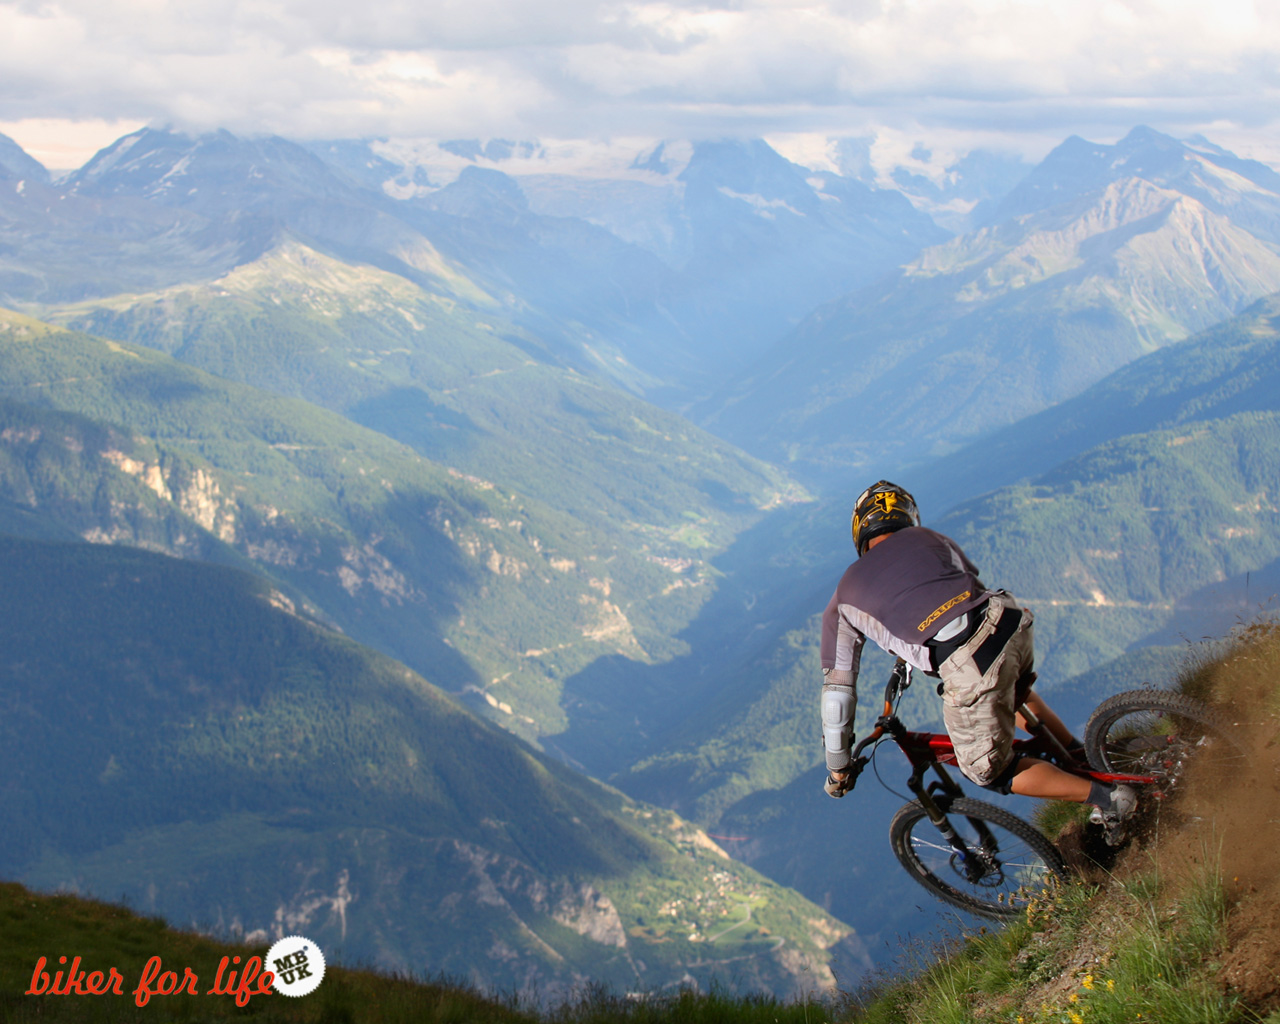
[265, 936, 325, 997]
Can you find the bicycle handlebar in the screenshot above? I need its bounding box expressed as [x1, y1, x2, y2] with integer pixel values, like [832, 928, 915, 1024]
[841, 659, 913, 792]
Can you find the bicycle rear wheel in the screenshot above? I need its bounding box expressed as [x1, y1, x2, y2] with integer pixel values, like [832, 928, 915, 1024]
[1084, 690, 1245, 787]
[890, 797, 1067, 920]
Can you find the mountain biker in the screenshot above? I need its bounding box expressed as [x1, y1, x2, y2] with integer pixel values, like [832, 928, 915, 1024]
[820, 480, 1136, 826]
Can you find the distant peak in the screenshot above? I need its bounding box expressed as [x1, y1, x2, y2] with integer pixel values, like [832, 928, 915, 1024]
[0, 132, 51, 184]
[455, 164, 525, 196]
[425, 164, 529, 222]
[1117, 125, 1181, 150]
[678, 138, 794, 184]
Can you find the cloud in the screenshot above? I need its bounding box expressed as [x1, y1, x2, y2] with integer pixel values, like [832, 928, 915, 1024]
[2, 0, 1280, 164]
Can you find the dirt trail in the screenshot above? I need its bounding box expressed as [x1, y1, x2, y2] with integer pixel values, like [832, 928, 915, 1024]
[1097, 625, 1280, 1011]
[1169, 629, 1280, 1011]
[1050, 624, 1280, 1013]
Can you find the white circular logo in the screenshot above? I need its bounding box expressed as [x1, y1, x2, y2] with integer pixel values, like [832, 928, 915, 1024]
[265, 935, 325, 997]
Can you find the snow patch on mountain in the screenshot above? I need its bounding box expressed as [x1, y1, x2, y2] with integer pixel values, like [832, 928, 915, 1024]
[368, 136, 691, 196]
[767, 129, 1036, 232]
[715, 186, 804, 219]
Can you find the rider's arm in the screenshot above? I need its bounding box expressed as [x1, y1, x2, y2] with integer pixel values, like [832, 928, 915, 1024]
[821, 603, 864, 775]
[822, 666, 857, 773]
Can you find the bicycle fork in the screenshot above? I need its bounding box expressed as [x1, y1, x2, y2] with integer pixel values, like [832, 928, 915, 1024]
[908, 759, 1000, 883]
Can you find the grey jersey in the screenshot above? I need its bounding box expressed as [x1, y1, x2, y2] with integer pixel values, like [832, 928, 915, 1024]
[820, 527, 992, 682]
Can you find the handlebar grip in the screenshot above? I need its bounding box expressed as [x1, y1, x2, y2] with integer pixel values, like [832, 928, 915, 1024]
[841, 755, 869, 792]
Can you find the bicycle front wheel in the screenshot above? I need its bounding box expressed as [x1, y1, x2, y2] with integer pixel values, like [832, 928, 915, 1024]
[1084, 690, 1245, 786]
[890, 797, 1068, 920]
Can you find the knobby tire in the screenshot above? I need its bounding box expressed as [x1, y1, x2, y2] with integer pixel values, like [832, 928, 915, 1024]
[1083, 689, 1245, 784]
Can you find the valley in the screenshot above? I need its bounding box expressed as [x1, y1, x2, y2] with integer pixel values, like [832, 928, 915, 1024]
[1, 121, 1279, 999]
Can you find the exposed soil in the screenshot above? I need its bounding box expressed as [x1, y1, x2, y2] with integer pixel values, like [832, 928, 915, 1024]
[1042, 625, 1280, 1016]
[1092, 626, 1280, 1014]
[1181, 638, 1280, 1014]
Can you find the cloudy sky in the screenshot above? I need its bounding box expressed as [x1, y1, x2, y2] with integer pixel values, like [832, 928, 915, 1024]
[2, 0, 1279, 171]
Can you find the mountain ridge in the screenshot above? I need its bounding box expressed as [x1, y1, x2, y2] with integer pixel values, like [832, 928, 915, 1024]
[6, 127, 948, 404]
[700, 137, 1280, 477]
[0, 307, 749, 741]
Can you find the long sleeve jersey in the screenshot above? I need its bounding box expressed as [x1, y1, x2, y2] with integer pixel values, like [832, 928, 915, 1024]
[820, 526, 992, 686]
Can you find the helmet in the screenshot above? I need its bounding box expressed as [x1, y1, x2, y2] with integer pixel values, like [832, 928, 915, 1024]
[851, 480, 920, 556]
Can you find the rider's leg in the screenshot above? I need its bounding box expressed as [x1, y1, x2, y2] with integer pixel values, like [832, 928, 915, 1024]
[1008, 757, 1091, 801]
[1001, 756, 1136, 824]
[941, 597, 1135, 816]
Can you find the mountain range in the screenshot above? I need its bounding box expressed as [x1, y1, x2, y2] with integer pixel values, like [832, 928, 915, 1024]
[2, 120, 1280, 991]
[702, 127, 1280, 478]
[3, 128, 946, 402]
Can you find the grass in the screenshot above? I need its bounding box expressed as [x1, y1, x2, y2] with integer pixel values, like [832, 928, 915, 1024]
[546, 985, 831, 1024]
[1058, 868, 1238, 1024]
[1031, 800, 1090, 843]
[0, 880, 838, 1024]
[841, 867, 1242, 1024]
[0, 880, 518, 1023]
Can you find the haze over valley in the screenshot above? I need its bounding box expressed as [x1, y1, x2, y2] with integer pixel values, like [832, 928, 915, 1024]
[2, 114, 1279, 997]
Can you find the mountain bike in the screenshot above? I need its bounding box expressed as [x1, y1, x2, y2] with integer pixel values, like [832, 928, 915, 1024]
[841, 660, 1240, 919]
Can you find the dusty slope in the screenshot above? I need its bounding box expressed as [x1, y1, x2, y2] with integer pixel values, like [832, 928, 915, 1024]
[1165, 622, 1280, 1011]
[1048, 620, 1280, 1018]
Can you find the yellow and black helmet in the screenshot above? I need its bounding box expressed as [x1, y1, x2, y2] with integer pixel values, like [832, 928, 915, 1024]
[851, 480, 920, 556]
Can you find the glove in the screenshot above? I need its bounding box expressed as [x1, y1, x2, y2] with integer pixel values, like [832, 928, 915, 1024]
[824, 770, 853, 798]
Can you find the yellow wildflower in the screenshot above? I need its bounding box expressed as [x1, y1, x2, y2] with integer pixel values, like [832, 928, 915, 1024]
[1106, 979, 1116, 992]
[1082, 974, 1095, 990]
[1069, 1013, 1084, 1024]
[1069, 992, 1079, 1003]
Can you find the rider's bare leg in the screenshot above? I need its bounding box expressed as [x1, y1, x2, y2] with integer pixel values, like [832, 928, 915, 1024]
[1016, 691, 1078, 748]
[1008, 758, 1091, 801]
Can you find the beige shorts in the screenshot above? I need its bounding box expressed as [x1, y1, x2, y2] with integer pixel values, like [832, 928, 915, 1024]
[938, 591, 1034, 787]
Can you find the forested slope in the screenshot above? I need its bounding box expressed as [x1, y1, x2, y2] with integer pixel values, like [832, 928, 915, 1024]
[0, 307, 791, 742]
[0, 534, 864, 999]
